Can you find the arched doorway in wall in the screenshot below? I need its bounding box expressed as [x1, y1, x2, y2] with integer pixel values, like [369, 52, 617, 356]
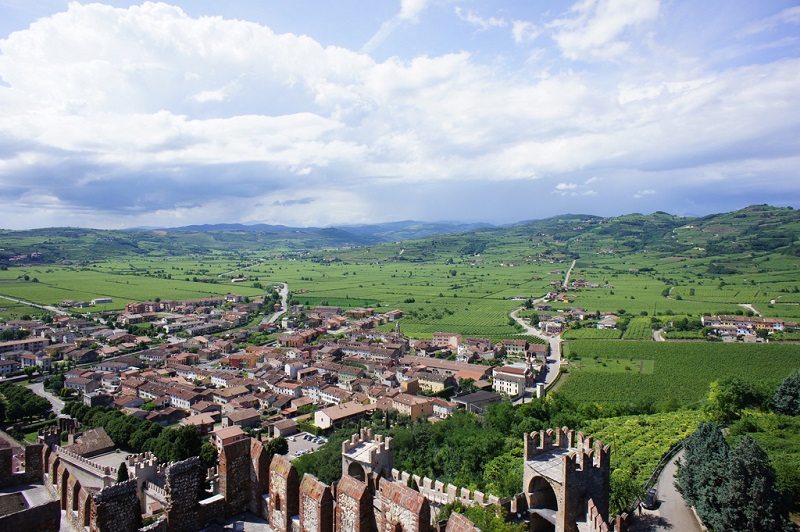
[528, 475, 558, 532]
[528, 476, 558, 511]
[347, 462, 367, 482]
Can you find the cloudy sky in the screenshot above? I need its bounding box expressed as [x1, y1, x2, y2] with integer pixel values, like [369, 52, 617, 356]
[0, 1, 798, 229]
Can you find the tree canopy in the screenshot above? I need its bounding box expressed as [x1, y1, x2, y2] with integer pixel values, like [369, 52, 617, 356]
[676, 423, 790, 531]
[772, 372, 800, 416]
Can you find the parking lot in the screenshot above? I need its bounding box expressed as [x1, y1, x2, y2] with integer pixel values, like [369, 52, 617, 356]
[285, 432, 328, 459]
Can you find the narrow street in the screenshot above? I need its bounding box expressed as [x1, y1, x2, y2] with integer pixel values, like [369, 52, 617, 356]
[629, 450, 702, 532]
[509, 307, 562, 389]
[266, 282, 289, 324]
[28, 381, 65, 415]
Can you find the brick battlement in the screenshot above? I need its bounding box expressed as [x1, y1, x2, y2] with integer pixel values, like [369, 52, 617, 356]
[564, 433, 610, 472]
[54, 444, 117, 477]
[342, 427, 393, 454]
[585, 499, 613, 532]
[390, 469, 506, 508]
[524, 427, 574, 459]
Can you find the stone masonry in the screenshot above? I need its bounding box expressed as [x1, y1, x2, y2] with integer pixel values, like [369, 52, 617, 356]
[335, 474, 375, 532]
[268, 453, 300, 532]
[298, 473, 333, 532]
[165, 456, 203, 532]
[90, 479, 142, 532]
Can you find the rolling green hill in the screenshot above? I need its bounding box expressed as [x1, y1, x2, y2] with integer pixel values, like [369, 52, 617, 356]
[0, 205, 797, 266]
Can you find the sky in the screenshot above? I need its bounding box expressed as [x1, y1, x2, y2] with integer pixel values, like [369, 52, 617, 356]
[0, 1, 799, 229]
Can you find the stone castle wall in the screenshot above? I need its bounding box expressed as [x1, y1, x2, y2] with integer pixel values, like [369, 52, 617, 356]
[165, 457, 203, 532]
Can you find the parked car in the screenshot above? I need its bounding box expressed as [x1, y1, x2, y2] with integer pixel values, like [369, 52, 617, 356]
[641, 488, 658, 510]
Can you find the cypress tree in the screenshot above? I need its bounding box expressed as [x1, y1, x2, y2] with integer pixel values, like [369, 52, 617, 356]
[117, 462, 129, 483]
[720, 436, 789, 531]
[772, 372, 800, 416]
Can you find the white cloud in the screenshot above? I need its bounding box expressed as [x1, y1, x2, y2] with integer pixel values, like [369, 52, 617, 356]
[455, 8, 507, 31]
[739, 6, 800, 37]
[399, 0, 431, 21]
[363, 0, 432, 53]
[634, 189, 656, 198]
[0, 2, 798, 228]
[512, 20, 540, 44]
[551, 0, 660, 60]
[191, 80, 238, 103]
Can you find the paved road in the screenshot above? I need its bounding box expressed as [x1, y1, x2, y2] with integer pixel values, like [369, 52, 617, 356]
[509, 307, 562, 388]
[0, 294, 67, 315]
[563, 259, 577, 287]
[631, 450, 702, 532]
[28, 381, 66, 415]
[266, 282, 289, 324]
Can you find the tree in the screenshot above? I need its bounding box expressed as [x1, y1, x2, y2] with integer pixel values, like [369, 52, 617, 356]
[266, 436, 289, 459]
[720, 436, 789, 531]
[117, 462, 129, 483]
[704, 377, 769, 423]
[772, 372, 800, 416]
[675, 423, 730, 529]
[199, 443, 218, 469]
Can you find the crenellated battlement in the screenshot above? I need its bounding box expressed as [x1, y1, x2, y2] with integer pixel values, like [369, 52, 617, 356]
[341, 427, 393, 454]
[563, 433, 611, 472]
[16, 423, 622, 532]
[142, 480, 168, 500]
[53, 444, 118, 477]
[341, 427, 395, 481]
[524, 427, 575, 460]
[389, 469, 507, 509]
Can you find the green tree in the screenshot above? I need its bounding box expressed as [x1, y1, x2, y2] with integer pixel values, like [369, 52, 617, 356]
[199, 443, 218, 468]
[676, 423, 730, 530]
[704, 377, 769, 423]
[117, 462, 129, 483]
[483, 450, 523, 498]
[266, 436, 289, 459]
[720, 436, 789, 531]
[167, 425, 203, 462]
[772, 372, 800, 416]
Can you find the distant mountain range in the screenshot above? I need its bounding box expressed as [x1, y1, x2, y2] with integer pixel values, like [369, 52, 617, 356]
[0, 205, 797, 264]
[144, 220, 494, 241]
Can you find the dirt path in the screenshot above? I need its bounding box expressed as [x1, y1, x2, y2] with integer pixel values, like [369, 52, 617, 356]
[563, 259, 577, 287]
[737, 303, 761, 317]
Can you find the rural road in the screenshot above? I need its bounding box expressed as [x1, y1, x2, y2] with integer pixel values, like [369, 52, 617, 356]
[631, 450, 702, 532]
[0, 294, 66, 315]
[563, 259, 577, 287]
[737, 303, 761, 317]
[28, 381, 65, 415]
[509, 307, 562, 388]
[266, 282, 289, 324]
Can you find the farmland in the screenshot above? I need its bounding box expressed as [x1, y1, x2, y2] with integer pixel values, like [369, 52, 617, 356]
[558, 340, 800, 407]
[1, 205, 800, 343]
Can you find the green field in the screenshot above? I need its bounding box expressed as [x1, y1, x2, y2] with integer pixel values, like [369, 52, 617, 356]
[2, 206, 800, 334]
[622, 317, 653, 340]
[582, 410, 706, 511]
[562, 328, 624, 340]
[559, 340, 800, 407]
